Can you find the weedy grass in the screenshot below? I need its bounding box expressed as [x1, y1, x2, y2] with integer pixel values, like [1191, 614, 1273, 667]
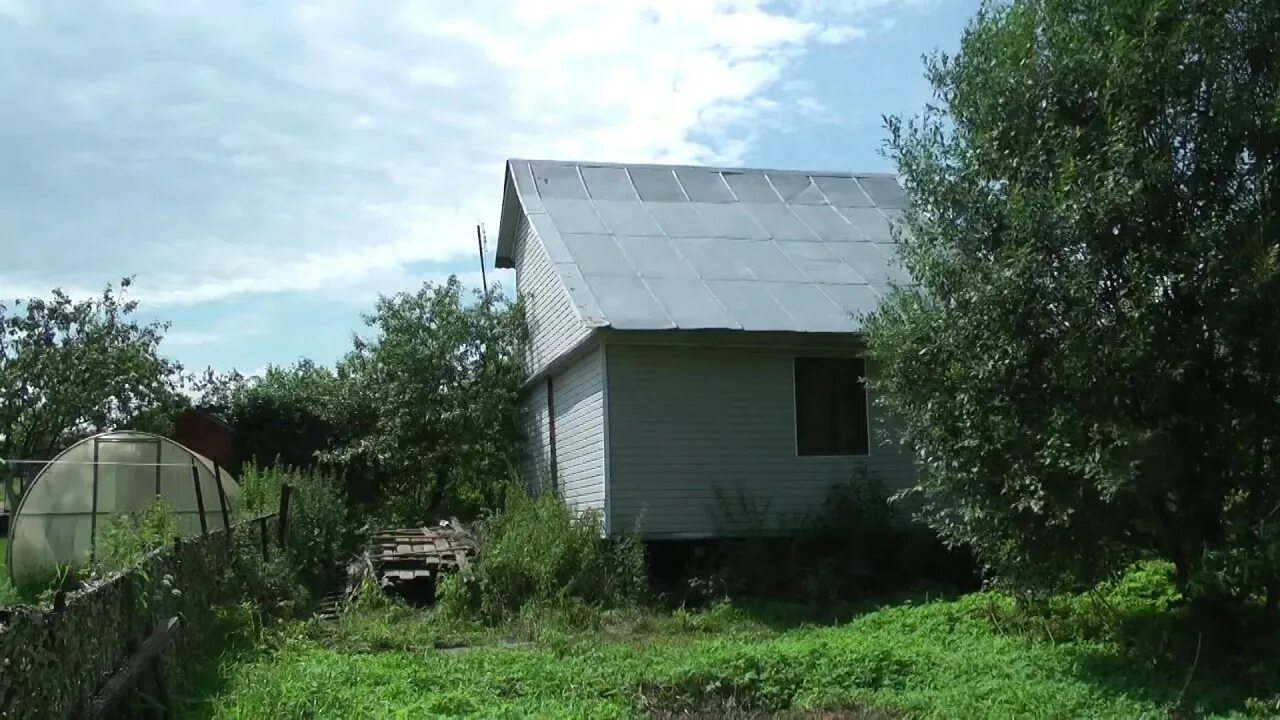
[436, 488, 647, 624]
[187, 565, 1280, 719]
[0, 538, 15, 606]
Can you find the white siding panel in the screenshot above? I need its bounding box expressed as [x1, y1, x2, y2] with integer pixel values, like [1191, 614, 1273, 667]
[553, 347, 607, 519]
[606, 344, 918, 538]
[514, 213, 591, 375]
[520, 382, 551, 494]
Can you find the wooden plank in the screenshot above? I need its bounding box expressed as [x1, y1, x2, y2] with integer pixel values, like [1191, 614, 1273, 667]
[79, 617, 180, 720]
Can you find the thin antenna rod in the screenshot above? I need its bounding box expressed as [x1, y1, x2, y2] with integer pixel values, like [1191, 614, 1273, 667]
[476, 223, 489, 295]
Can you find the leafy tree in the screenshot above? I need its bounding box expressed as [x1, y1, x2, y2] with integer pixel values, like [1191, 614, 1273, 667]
[0, 280, 186, 464]
[866, 0, 1280, 609]
[205, 361, 355, 472]
[203, 277, 525, 521]
[190, 366, 249, 419]
[325, 277, 525, 522]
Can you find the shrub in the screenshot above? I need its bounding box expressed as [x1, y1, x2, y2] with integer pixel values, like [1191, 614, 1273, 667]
[229, 552, 311, 621]
[96, 495, 178, 568]
[693, 467, 968, 604]
[985, 561, 1191, 647]
[237, 463, 358, 592]
[438, 488, 647, 623]
[864, 0, 1280, 610]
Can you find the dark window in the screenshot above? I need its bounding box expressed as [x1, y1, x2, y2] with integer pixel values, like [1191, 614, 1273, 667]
[794, 357, 869, 456]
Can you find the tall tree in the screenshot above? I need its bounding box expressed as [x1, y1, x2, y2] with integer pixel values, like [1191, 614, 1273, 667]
[325, 277, 525, 522]
[0, 279, 186, 464]
[866, 0, 1280, 607]
[202, 361, 354, 473]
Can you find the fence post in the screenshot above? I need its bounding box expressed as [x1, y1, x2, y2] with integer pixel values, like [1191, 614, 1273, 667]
[277, 483, 292, 549]
[212, 464, 232, 536]
[88, 438, 101, 564]
[190, 461, 208, 536]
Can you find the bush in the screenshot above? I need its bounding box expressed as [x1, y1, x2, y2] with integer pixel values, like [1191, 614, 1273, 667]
[96, 495, 178, 569]
[692, 468, 972, 604]
[9, 495, 182, 604]
[864, 0, 1280, 610]
[237, 463, 358, 592]
[438, 488, 647, 623]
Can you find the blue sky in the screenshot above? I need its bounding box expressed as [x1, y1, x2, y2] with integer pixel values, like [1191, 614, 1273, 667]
[0, 0, 978, 376]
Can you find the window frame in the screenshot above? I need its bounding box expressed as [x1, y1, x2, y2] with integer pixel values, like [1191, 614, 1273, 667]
[792, 356, 871, 458]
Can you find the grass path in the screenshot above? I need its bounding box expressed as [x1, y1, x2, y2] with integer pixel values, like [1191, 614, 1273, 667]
[185, 593, 1280, 719]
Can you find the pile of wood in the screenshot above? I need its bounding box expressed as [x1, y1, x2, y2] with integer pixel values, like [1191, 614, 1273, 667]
[345, 519, 480, 604]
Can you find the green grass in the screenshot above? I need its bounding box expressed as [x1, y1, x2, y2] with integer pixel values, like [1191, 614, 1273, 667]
[183, 587, 1280, 719]
[0, 538, 16, 606]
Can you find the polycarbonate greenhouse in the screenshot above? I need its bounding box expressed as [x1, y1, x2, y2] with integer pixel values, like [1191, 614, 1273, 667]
[7, 430, 239, 587]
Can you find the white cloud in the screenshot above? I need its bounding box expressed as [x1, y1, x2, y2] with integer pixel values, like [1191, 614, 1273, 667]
[0, 0, 915, 308]
[163, 311, 271, 347]
[817, 25, 868, 44]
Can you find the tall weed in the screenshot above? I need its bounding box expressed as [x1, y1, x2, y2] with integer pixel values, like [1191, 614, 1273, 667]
[97, 495, 178, 568]
[237, 463, 358, 592]
[438, 488, 646, 623]
[693, 467, 968, 603]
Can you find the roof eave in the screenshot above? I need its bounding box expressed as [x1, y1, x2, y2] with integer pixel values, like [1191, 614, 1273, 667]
[494, 161, 520, 269]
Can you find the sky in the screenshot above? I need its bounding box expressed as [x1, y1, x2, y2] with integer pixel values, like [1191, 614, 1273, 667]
[0, 0, 979, 376]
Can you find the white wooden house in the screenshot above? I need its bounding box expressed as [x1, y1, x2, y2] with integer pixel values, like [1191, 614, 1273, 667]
[494, 159, 918, 539]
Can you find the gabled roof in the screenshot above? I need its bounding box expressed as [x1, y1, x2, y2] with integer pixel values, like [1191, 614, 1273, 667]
[495, 159, 909, 333]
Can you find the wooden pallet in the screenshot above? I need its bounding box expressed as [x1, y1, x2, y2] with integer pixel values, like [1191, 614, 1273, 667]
[350, 520, 480, 603]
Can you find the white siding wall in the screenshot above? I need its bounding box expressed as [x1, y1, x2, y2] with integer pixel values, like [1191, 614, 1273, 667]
[520, 381, 551, 494]
[517, 345, 607, 521]
[553, 347, 607, 519]
[513, 214, 590, 376]
[605, 343, 918, 538]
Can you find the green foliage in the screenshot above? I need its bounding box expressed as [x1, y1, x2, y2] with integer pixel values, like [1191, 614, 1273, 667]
[305, 604, 491, 654]
[0, 514, 302, 719]
[0, 467, 357, 716]
[696, 468, 965, 604]
[230, 553, 312, 621]
[204, 277, 525, 523]
[205, 360, 350, 473]
[328, 277, 526, 523]
[0, 538, 15, 606]
[865, 0, 1280, 603]
[96, 495, 177, 569]
[237, 463, 358, 593]
[197, 581, 1280, 719]
[437, 489, 647, 623]
[0, 279, 187, 462]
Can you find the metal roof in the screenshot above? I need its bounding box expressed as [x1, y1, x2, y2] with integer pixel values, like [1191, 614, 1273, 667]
[494, 159, 909, 333]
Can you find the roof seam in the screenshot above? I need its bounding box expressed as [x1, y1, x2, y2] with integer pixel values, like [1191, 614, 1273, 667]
[810, 278, 860, 329]
[759, 282, 803, 332]
[650, 231, 742, 331]
[772, 193, 823, 241]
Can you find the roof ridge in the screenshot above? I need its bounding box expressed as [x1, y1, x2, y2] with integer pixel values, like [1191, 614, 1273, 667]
[505, 158, 898, 179]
